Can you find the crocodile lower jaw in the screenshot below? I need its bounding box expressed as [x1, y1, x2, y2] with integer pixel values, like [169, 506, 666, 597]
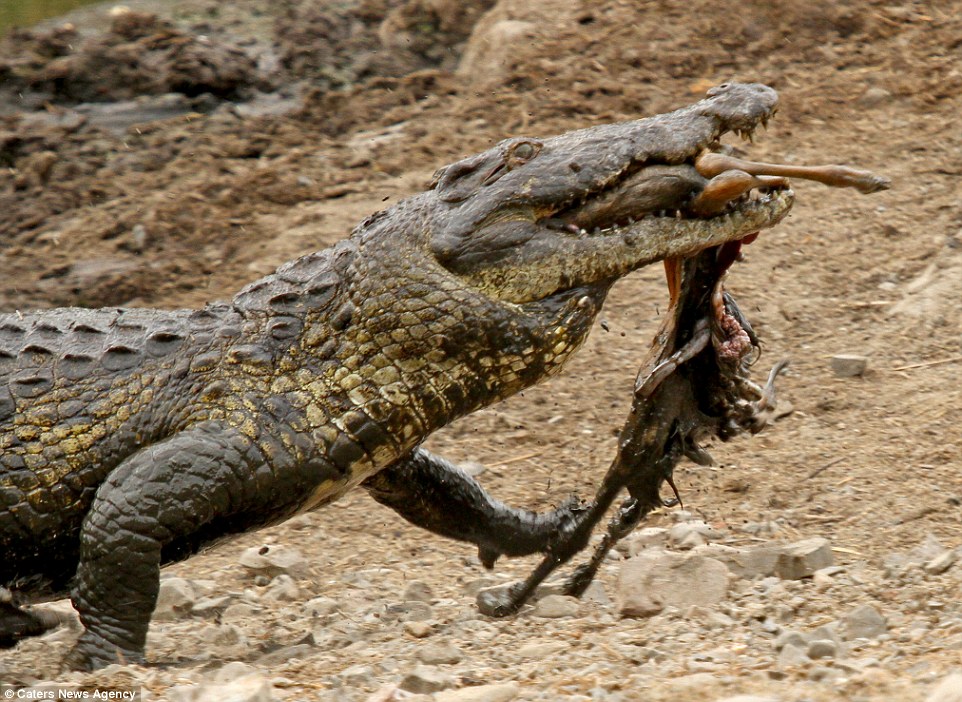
[614, 187, 794, 262]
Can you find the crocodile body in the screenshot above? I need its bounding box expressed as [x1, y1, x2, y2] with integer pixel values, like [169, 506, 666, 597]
[0, 83, 793, 669]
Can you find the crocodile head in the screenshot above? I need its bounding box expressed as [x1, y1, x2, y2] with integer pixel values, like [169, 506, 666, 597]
[426, 82, 794, 304]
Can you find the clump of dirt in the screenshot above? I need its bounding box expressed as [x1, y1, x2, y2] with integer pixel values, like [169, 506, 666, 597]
[274, 0, 495, 89]
[0, 9, 266, 104]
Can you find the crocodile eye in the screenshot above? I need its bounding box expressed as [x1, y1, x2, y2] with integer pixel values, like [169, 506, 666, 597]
[507, 139, 542, 167]
[513, 142, 535, 160]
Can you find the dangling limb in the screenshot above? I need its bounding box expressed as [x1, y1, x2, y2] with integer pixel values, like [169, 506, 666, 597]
[363, 448, 586, 568]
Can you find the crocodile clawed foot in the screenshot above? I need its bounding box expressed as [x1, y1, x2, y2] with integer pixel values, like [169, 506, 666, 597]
[63, 631, 143, 672]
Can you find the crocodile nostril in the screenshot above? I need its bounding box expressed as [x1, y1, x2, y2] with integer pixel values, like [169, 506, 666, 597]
[569, 162, 582, 173]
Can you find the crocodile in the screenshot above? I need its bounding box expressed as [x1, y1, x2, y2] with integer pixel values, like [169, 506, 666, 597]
[1, 82, 833, 670]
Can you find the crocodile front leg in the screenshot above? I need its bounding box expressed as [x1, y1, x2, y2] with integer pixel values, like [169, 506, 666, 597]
[64, 421, 332, 670]
[363, 448, 585, 568]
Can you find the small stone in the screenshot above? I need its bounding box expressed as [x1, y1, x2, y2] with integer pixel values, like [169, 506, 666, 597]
[924, 549, 958, 575]
[698, 543, 781, 579]
[130, 224, 148, 252]
[192, 595, 233, 617]
[810, 623, 843, 650]
[839, 604, 888, 640]
[532, 594, 580, 618]
[210, 661, 261, 683]
[170, 674, 275, 702]
[221, 602, 261, 623]
[622, 527, 668, 556]
[858, 86, 893, 107]
[417, 642, 463, 664]
[684, 605, 733, 629]
[517, 641, 566, 659]
[926, 673, 962, 702]
[389, 600, 434, 622]
[739, 521, 780, 537]
[774, 629, 808, 651]
[340, 663, 376, 687]
[303, 596, 339, 617]
[434, 682, 520, 702]
[775, 537, 834, 579]
[581, 580, 611, 607]
[618, 549, 729, 617]
[256, 644, 314, 666]
[403, 580, 434, 602]
[239, 545, 309, 579]
[403, 621, 434, 638]
[830, 354, 869, 377]
[204, 623, 244, 647]
[153, 577, 196, 621]
[807, 638, 838, 659]
[262, 574, 300, 602]
[399, 665, 455, 694]
[668, 522, 707, 550]
[778, 642, 809, 666]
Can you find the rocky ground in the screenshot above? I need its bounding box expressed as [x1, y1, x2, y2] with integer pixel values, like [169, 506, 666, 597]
[1, 0, 961, 700]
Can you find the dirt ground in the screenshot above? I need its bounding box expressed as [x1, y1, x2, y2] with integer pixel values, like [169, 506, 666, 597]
[1, 1, 960, 700]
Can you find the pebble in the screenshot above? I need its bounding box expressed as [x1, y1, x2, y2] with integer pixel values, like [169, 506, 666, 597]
[262, 574, 300, 602]
[830, 353, 869, 377]
[403, 580, 435, 602]
[340, 663, 377, 687]
[303, 596, 339, 617]
[154, 577, 196, 620]
[416, 642, 463, 664]
[775, 537, 834, 580]
[807, 638, 838, 659]
[859, 86, 893, 107]
[221, 602, 261, 623]
[203, 623, 244, 646]
[209, 661, 261, 683]
[774, 630, 808, 651]
[403, 621, 434, 638]
[926, 673, 962, 702]
[192, 595, 233, 617]
[391, 600, 434, 622]
[618, 549, 729, 617]
[621, 527, 669, 556]
[924, 549, 958, 575]
[840, 604, 888, 640]
[517, 641, 567, 659]
[705, 536, 834, 581]
[169, 674, 275, 702]
[239, 544, 309, 579]
[399, 665, 455, 694]
[532, 594, 581, 618]
[434, 682, 520, 702]
[668, 522, 707, 549]
[256, 643, 314, 666]
[778, 642, 809, 666]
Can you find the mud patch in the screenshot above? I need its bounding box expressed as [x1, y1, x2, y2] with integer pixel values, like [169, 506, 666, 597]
[0, 9, 267, 105]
